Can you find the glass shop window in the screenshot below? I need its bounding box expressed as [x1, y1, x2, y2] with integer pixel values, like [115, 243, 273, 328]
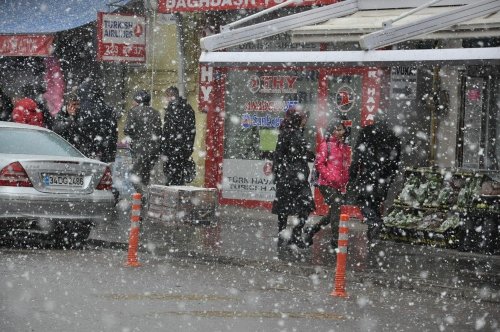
[223, 68, 319, 160]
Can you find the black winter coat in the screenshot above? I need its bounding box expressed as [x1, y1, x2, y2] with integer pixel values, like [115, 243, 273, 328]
[124, 105, 162, 160]
[52, 107, 80, 148]
[77, 82, 118, 163]
[272, 127, 315, 216]
[161, 97, 195, 161]
[349, 122, 401, 202]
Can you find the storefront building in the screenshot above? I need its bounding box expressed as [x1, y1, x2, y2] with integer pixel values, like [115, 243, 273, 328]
[198, 0, 500, 216]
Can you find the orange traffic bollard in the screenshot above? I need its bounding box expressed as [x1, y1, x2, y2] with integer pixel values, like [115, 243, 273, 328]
[340, 205, 363, 221]
[125, 193, 142, 267]
[331, 213, 349, 298]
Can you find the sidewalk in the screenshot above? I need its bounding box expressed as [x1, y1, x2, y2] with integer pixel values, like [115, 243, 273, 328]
[89, 204, 500, 303]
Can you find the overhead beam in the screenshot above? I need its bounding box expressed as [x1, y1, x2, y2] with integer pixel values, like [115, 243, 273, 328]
[199, 48, 500, 67]
[200, 0, 358, 51]
[359, 0, 500, 50]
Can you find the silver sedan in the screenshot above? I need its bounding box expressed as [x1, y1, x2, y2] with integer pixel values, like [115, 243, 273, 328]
[0, 122, 115, 245]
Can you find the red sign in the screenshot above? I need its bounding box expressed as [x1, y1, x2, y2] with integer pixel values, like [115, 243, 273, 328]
[0, 35, 53, 57]
[158, 0, 338, 13]
[97, 12, 146, 63]
[467, 89, 481, 101]
[361, 68, 382, 127]
[247, 75, 298, 94]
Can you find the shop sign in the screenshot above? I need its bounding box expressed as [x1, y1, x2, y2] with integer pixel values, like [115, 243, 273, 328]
[334, 85, 355, 112]
[248, 75, 298, 94]
[0, 35, 53, 57]
[222, 159, 276, 201]
[244, 99, 296, 112]
[390, 66, 417, 100]
[97, 12, 146, 63]
[158, 0, 337, 13]
[199, 64, 214, 113]
[240, 113, 283, 129]
[360, 68, 381, 126]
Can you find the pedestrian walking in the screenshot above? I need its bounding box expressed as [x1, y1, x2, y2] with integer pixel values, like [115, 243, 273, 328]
[348, 120, 402, 241]
[124, 90, 162, 193]
[272, 105, 315, 249]
[161, 86, 196, 186]
[76, 79, 118, 163]
[304, 119, 351, 247]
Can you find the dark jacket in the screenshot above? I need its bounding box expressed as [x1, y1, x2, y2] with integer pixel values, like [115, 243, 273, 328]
[52, 107, 80, 147]
[161, 97, 195, 161]
[349, 122, 401, 202]
[0, 88, 13, 122]
[272, 127, 315, 216]
[124, 105, 162, 160]
[76, 81, 118, 162]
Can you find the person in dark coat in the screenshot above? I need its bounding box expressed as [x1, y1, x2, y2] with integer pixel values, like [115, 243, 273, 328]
[52, 91, 82, 147]
[348, 120, 402, 241]
[0, 87, 13, 122]
[272, 105, 315, 249]
[124, 90, 162, 193]
[161, 86, 196, 186]
[76, 80, 118, 163]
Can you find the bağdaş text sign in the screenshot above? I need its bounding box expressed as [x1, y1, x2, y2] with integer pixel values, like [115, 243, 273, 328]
[0, 35, 53, 57]
[158, 0, 337, 13]
[97, 12, 146, 63]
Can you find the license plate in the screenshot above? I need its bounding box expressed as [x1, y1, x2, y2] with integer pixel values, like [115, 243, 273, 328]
[42, 174, 84, 187]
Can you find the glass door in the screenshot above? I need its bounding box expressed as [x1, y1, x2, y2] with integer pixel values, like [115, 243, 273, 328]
[458, 67, 499, 170]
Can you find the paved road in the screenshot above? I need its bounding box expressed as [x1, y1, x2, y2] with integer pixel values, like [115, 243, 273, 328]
[1, 245, 499, 332]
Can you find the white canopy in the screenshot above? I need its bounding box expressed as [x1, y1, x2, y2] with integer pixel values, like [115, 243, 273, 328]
[199, 47, 500, 66]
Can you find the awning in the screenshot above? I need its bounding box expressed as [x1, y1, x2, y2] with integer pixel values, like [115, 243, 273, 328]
[0, 0, 121, 35]
[291, 6, 500, 43]
[199, 47, 500, 67]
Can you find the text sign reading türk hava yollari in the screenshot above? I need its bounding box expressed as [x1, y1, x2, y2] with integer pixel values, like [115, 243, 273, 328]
[97, 12, 146, 63]
[158, 0, 338, 13]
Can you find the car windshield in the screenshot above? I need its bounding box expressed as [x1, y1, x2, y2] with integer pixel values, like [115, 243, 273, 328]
[0, 128, 84, 158]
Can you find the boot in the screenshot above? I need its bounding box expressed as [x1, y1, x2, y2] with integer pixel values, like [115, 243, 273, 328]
[303, 229, 313, 247]
[291, 226, 306, 249]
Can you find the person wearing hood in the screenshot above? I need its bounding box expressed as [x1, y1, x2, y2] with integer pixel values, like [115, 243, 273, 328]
[20, 85, 53, 130]
[11, 96, 44, 127]
[348, 120, 402, 241]
[124, 90, 162, 193]
[304, 119, 351, 247]
[161, 86, 196, 186]
[272, 105, 315, 249]
[52, 91, 82, 147]
[76, 79, 118, 163]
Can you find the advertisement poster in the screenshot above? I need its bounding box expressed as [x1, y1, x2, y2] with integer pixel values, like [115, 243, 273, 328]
[390, 66, 417, 100]
[97, 12, 146, 63]
[222, 159, 275, 201]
